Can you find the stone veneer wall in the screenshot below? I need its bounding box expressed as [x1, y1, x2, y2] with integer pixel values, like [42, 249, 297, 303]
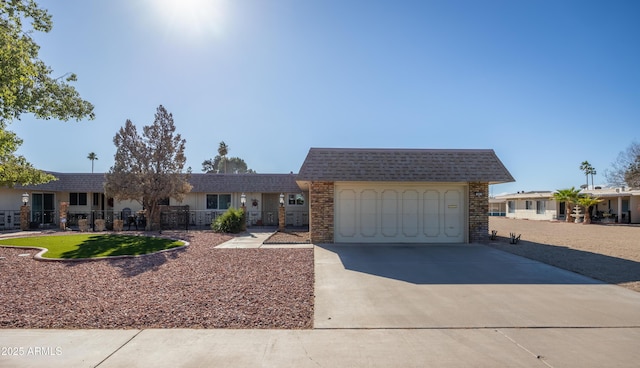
[468, 182, 489, 243]
[310, 181, 335, 244]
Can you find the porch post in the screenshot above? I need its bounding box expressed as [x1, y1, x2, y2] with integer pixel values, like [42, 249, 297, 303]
[278, 206, 285, 231]
[20, 205, 30, 231]
[59, 202, 69, 230]
[617, 197, 623, 223]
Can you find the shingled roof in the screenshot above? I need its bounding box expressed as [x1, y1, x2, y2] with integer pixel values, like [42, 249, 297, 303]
[18, 173, 302, 193]
[296, 148, 515, 184]
[188, 173, 301, 193]
[18, 173, 106, 192]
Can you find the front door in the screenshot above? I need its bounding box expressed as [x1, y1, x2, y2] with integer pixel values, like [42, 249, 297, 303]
[32, 193, 55, 225]
[262, 194, 279, 226]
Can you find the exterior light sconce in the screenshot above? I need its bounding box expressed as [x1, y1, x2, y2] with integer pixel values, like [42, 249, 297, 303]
[475, 192, 484, 197]
[22, 193, 29, 205]
[240, 193, 246, 207]
[279, 193, 285, 207]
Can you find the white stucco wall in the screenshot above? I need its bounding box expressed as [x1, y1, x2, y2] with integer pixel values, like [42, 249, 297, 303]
[505, 199, 558, 221]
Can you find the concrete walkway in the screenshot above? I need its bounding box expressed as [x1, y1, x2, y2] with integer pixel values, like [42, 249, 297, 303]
[1, 241, 640, 367]
[215, 229, 313, 249]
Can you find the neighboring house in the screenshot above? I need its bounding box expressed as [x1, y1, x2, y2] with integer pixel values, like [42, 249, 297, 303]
[0, 173, 307, 230]
[494, 187, 640, 224]
[296, 148, 514, 244]
[494, 191, 560, 221]
[1, 147, 516, 240]
[581, 187, 640, 224]
[488, 197, 506, 216]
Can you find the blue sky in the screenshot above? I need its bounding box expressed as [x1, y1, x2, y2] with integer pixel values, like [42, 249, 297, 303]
[10, 0, 640, 195]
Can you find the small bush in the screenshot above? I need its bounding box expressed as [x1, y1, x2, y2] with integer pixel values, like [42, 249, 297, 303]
[212, 208, 245, 233]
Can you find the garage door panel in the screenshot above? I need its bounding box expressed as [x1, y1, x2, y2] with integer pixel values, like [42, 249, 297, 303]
[381, 190, 399, 237]
[337, 189, 357, 238]
[402, 190, 419, 237]
[444, 190, 463, 238]
[335, 184, 465, 243]
[423, 190, 441, 238]
[360, 189, 378, 238]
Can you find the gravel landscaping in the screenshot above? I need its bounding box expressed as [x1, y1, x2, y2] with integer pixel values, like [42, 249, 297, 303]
[488, 217, 640, 292]
[0, 231, 314, 329]
[2, 218, 638, 329]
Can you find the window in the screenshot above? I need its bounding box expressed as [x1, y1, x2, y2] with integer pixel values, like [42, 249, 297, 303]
[288, 194, 305, 205]
[206, 194, 231, 210]
[70, 192, 87, 206]
[525, 200, 533, 210]
[536, 200, 546, 214]
[158, 197, 170, 206]
[508, 201, 515, 213]
[93, 193, 100, 206]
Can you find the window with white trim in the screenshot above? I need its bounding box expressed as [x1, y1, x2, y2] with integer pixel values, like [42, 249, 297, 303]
[536, 200, 546, 214]
[288, 194, 305, 205]
[206, 194, 231, 210]
[69, 192, 87, 206]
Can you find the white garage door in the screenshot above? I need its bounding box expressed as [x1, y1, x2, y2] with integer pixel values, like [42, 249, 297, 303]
[335, 183, 466, 243]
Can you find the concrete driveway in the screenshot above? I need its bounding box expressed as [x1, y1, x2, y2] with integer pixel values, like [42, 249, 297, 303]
[314, 244, 640, 329]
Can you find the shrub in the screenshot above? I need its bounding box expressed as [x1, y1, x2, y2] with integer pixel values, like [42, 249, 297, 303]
[211, 208, 245, 233]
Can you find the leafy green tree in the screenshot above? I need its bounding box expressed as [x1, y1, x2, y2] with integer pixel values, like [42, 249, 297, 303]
[576, 195, 602, 224]
[87, 152, 98, 173]
[104, 105, 191, 231]
[552, 187, 581, 223]
[0, 0, 94, 124]
[201, 156, 255, 174]
[0, 127, 55, 187]
[0, 0, 94, 187]
[202, 141, 255, 173]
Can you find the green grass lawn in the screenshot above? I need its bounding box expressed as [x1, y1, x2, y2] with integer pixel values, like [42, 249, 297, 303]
[0, 234, 184, 259]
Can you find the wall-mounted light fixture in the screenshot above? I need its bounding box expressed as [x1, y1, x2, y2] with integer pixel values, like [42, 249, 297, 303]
[279, 193, 285, 207]
[475, 192, 484, 197]
[22, 193, 29, 205]
[240, 193, 246, 206]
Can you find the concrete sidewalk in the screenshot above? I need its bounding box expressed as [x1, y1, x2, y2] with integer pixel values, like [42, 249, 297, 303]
[1, 327, 639, 367]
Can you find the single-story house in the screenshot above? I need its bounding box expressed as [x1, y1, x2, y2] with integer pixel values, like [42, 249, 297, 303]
[493, 191, 560, 221]
[1, 147, 515, 242]
[493, 187, 640, 223]
[296, 148, 514, 243]
[0, 173, 306, 230]
[581, 187, 639, 224]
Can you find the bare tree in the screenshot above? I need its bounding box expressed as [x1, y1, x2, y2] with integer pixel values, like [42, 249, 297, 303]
[104, 105, 192, 230]
[605, 141, 640, 189]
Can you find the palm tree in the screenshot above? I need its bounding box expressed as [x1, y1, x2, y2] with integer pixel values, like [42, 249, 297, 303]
[552, 187, 581, 222]
[218, 141, 229, 173]
[580, 161, 594, 189]
[577, 195, 602, 224]
[87, 152, 98, 173]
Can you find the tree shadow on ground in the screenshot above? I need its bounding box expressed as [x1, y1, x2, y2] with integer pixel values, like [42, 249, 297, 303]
[61, 234, 187, 277]
[486, 236, 640, 289]
[60, 235, 183, 259]
[107, 249, 185, 277]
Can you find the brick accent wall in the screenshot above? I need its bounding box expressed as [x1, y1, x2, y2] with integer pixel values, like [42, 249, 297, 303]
[468, 182, 489, 243]
[310, 181, 335, 244]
